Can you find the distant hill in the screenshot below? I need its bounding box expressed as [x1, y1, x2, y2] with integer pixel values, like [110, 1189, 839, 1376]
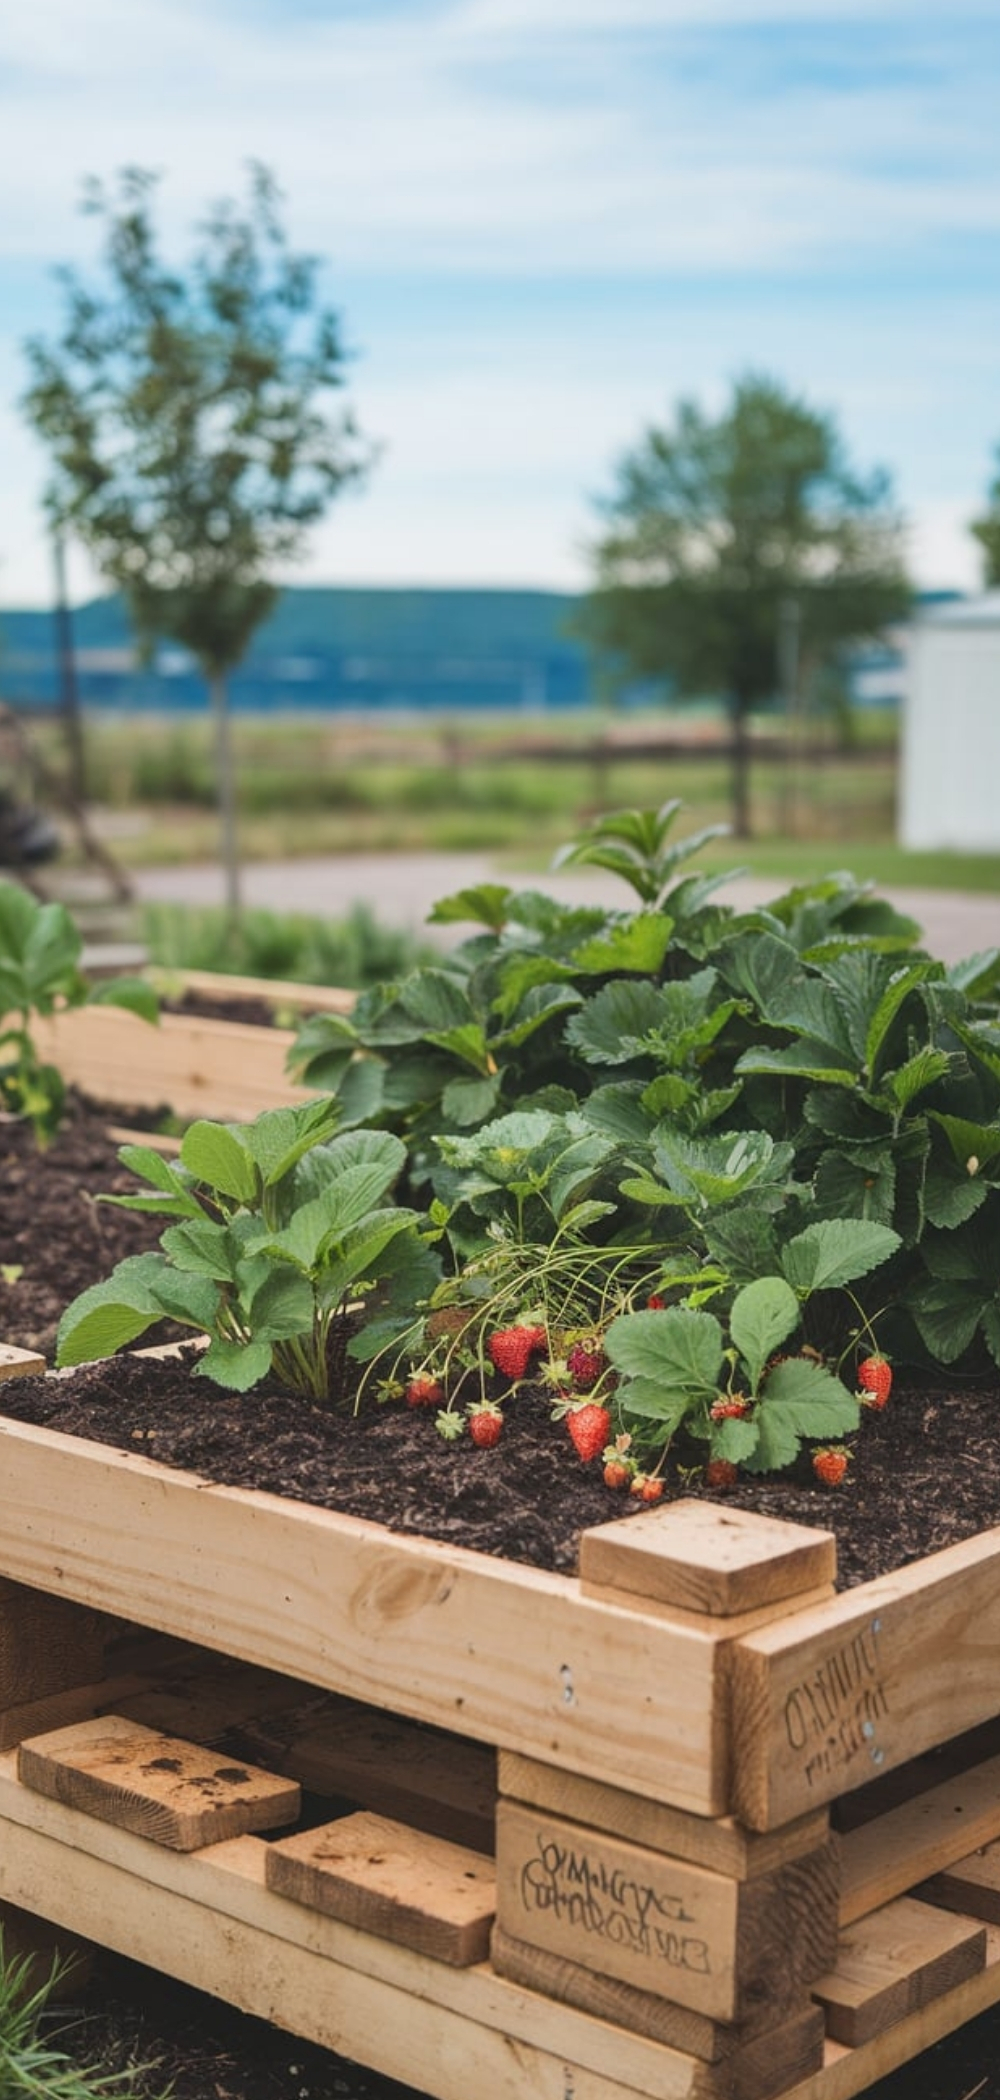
[0, 586, 595, 715]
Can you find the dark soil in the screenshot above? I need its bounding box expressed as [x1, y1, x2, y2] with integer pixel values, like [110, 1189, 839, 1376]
[7, 1096, 1000, 2098]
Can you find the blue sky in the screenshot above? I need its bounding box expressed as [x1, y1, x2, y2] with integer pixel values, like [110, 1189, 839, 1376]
[1, 0, 998, 606]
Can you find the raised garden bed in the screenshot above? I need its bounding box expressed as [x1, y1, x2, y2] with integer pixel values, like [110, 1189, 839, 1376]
[4, 1349, 1000, 2100]
[33, 969, 354, 1124]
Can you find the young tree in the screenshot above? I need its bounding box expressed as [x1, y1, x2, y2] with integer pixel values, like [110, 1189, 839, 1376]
[22, 164, 372, 914]
[580, 373, 910, 836]
[971, 449, 1000, 584]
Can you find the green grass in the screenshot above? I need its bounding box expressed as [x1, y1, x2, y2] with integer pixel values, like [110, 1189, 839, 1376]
[37, 706, 1000, 895]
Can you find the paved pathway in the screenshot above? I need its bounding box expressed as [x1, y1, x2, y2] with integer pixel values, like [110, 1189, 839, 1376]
[132, 852, 1000, 966]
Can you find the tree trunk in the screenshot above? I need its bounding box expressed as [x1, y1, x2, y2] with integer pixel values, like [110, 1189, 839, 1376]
[208, 670, 241, 923]
[730, 693, 753, 840]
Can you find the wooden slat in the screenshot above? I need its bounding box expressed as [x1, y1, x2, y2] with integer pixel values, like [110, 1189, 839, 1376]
[490, 1923, 825, 2072]
[34, 1006, 309, 1119]
[266, 1812, 496, 1965]
[241, 1694, 497, 1855]
[917, 1840, 1000, 1923]
[839, 1749, 1000, 1924]
[0, 1347, 46, 1383]
[498, 1753, 829, 1881]
[729, 1525, 1000, 1828]
[579, 1502, 835, 1619]
[811, 1895, 986, 2047]
[156, 968, 356, 1017]
[0, 1414, 746, 1815]
[495, 1799, 839, 2024]
[18, 1715, 301, 1850]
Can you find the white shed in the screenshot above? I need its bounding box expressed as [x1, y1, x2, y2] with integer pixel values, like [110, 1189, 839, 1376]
[901, 594, 1000, 851]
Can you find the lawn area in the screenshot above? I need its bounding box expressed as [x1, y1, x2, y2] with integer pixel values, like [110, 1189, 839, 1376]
[42, 705, 1000, 895]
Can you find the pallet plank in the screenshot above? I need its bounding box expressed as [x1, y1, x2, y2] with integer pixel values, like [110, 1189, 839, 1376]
[839, 1749, 1000, 1924]
[811, 1895, 987, 2047]
[34, 1006, 309, 1120]
[490, 1922, 825, 2075]
[495, 1799, 839, 2023]
[267, 1812, 495, 1965]
[729, 1525, 1000, 1827]
[499, 1752, 829, 1881]
[917, 1840, 1000, 1924]
[580, 1502, 835, 1618]
[18, 1715, 301, 1850]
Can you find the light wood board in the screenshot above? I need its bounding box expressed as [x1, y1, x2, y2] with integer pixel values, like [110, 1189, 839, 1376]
[34, 1005, 310, 1119]
[267, 1811, 496, 1965]
[839, 1748, 1000, 1924]
[729, 1523, 1000, 1827]
[810, 1894, 986, 2046]
[18, 1714, 301, 1849]
[495, 1799, 838, 2023]
[579, 1501, 835, 1618]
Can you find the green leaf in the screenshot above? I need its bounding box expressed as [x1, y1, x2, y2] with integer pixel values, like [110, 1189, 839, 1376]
[883, 1049, 952, 1111]
[781, 1218, 901, 1293]
[729, 1277, 800, 1393]
[605, 1305, 723, 1393]
[441, 1072, 502, 1126]
[617, 1382, 697, 1435]
[570, 914, 674, 977]
[180, 1121, 258, 1204]
[196, 1336, 273, 1391]
[923, 1162, 988, 1230]
[747, 1357, 860, 1472]
[423, 1020, 495, 1076]
[928, 1113, 1000, 1171]
[710, 1415, 760, 1464]
[90, 975, 160, 1023]
[909, 1281, 984, 1363]
[580, 1084, 655, 1143]
[241, 1098, 341, 1188]
[114, 1144, 204, 1216]
[246, 1265, 315, 1337]
[55, 1251, 173, 1366]
[811, 1149, 897, 1229]
[428, 885, 512, 931]
[160, 1219, 239, 1280]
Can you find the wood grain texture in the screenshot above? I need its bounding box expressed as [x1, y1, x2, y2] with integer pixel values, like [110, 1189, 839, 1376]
[811, 1895, 987, 2046]
[490, 1923, 824, 2070]
[266, 1812, 496, 1965]
[495, 1799, 838, 2023]
[839, 1749, 1000, 1924]
[0, 1589, 105, 1712]
[0, 1347, 46, 1383]
[0, 1414, 737, 1814]
[579, 1501, 835, 1618]
[729, 1525, 1000, 1828]
[498, 1752, 829, 1881]
[18, 1714, 301, 1850]
[917, 1841, 1000, 1924]
[34, 1006, 308, 1119]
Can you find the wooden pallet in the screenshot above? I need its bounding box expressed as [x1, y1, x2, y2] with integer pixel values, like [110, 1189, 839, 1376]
[3, 1349, 1000, 2096]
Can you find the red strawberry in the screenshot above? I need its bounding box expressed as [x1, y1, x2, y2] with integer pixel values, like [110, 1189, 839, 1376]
[603, 1457, 633, 1490]
[710, 1397, 750, 1421]
[812, 1447, 850, 1487]
[567, 1339, 606, 1391]
[488, 1325, 546, 1380]
[857, 1354, 892, 1408]
[468, 1402, 503, 1449]
[567, 1402, 612, 1463]
[705, 1459, 738, 1490]
[647, 1293, 666, 1310]
[405, 1374, 443, 1409]
[630, 1474, 664, 1504]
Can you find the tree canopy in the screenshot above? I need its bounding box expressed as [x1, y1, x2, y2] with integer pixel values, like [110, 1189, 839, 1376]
[580, 373, 911, 835]
[22, 163, 373, 908]
[971, 449, 1000, 585]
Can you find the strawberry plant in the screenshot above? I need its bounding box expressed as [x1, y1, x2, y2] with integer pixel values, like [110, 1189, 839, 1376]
[55, 1098, 437, 1400]
[0, 879, 156, 1143]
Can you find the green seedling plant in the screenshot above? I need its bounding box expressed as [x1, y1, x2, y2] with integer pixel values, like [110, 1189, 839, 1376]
[0, 1925, 166, 2100]
[0, 879, 156, 1144]
[56, 1097, 435, 1401]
